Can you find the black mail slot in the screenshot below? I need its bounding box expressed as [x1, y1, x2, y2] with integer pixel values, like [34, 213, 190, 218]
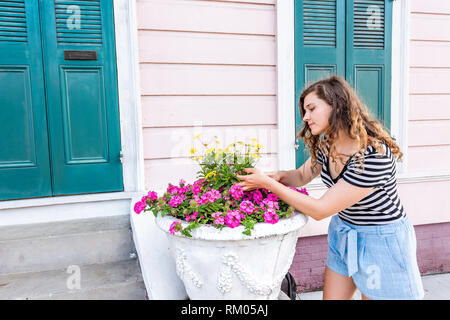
[64, 50, 98, 61]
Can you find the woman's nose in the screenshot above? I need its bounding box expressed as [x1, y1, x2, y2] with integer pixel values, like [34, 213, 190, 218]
[303, 113, 309, 121]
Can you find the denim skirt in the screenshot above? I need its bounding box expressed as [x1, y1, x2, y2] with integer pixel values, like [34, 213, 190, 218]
[326, 214, 424, 300]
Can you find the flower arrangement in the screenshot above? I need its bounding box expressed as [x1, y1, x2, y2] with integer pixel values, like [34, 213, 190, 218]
[134, 135, 308, 237]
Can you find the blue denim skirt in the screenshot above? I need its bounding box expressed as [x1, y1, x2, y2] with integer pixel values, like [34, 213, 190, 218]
[326, 214, 424, 300]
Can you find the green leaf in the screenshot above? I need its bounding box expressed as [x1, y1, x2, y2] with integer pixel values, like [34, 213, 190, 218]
[181, 229, 192, 237]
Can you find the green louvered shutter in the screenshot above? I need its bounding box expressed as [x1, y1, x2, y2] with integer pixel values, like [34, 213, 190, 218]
[346, 0, 393, 128]
[294, 0, 346, 168]
[0, 1, 52, 200]
[39, 0, 123, 195]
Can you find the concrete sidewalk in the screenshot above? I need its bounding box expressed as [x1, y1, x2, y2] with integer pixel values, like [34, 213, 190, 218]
[296, 272, 450, 300]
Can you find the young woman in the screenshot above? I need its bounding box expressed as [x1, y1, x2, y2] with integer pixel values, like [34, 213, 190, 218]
[236, 76, 424, 300]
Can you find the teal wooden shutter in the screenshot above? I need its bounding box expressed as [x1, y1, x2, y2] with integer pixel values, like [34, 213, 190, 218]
[294, 0, 346, 168]
[39, 0, 123, 195]
[0, 1, 52, 200]
[345, 0, 393, 128]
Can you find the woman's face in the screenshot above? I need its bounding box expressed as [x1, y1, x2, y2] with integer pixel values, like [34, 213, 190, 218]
[302, 92, 333, 136]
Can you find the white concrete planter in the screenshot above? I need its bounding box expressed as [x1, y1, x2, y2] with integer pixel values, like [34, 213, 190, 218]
[155, 212, 308, 300]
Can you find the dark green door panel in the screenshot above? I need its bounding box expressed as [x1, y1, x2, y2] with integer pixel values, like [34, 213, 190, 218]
[39, 0, 123, 195]
[346, 0, 393, 128]
[294, 0, 346, 168]
[0, 1, 52, 200]
[59, 67, 109, 164]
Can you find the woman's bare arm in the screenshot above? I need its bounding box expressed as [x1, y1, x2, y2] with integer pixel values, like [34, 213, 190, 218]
[270, 157, 321, 187]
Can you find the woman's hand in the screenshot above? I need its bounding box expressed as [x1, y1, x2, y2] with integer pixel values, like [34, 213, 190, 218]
[236, 168, 274, 191]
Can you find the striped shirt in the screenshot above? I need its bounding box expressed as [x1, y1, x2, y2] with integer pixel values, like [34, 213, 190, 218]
[316, 142, 406, 225]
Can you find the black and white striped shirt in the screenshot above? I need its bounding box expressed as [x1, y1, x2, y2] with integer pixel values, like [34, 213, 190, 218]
[316, 142, 406, 225]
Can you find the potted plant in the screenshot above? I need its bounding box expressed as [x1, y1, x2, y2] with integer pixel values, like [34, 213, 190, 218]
[134, 136, 308, 300]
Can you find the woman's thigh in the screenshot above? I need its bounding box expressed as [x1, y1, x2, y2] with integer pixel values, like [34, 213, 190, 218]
[323, 266, 357, 300]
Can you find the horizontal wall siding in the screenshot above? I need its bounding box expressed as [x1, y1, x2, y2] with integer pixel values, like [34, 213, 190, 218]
[143, 125, 278, 159]
[409, 0, 450, 173]
[140, 64, 276, 95]
[136, 0, 277, 190]
[141, 96, 277, 127]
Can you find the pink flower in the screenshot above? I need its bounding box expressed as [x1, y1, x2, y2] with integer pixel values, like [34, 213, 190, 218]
[214, 216, 224, 226]
[194, 194, 203, 205]
[148, 191, 158, 201]
[190, 212, 199, 220]
[169, 221, 182, 235]
[212, 212, 222, 218]
[262, 198, 279, 210]
[263, 209, 279, 224]
[201, 189, 221, 204]
[225, 210, 241, 228]
[229, 184, 244, 201]
[252, 190, 263, 204]
[169, 196, 183, 208]
[134, 201, 146, 214]
[191, 182, 202, 195]
[267, 193, 278, 202]
[167, 184, 179, 195]
[239, 200, 254, 215]
[179, 179, 186, 186]
[290, 187, 309, 196]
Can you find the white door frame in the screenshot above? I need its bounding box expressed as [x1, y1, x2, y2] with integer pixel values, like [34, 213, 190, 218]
[114, 0, 146, 193]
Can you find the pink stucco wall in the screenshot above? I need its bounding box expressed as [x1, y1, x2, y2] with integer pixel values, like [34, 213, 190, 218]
[409, 0, 450, 172]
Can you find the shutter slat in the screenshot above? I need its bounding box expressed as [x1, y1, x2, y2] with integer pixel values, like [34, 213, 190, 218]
[0, 0, 26, 43]
[54, 0, 102, 45]
[303, 0, 336, 47]
[353, 0, 385, 49]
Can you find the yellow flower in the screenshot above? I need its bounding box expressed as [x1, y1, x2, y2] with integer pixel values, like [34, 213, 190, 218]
[215, 149, 224, 160]
[204, 170, 217, 180]
[226, 143, 235, 150]
[193, 134, 202, 140]
[205, 147, 215, 155]
[250, 138, 259, 143]
[190, 147, 196, 155]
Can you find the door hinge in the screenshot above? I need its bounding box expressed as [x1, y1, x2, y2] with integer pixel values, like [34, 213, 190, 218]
[119, 150, 124, 163]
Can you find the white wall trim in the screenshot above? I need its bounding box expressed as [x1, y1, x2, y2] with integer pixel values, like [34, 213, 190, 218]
[276, 0, 410, 173]
[390, 0, 410, 173]
[276, 0, 296, 171]
[114, 0, 145, 193]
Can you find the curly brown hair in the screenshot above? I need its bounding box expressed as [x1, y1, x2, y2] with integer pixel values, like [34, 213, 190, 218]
[297, 75, 403, 170]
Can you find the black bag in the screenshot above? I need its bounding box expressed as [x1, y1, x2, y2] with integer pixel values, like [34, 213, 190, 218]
[281, 272, 297, 300]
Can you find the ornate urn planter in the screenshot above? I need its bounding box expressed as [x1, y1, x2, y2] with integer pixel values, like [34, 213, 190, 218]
[156, 211, 308, 300]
